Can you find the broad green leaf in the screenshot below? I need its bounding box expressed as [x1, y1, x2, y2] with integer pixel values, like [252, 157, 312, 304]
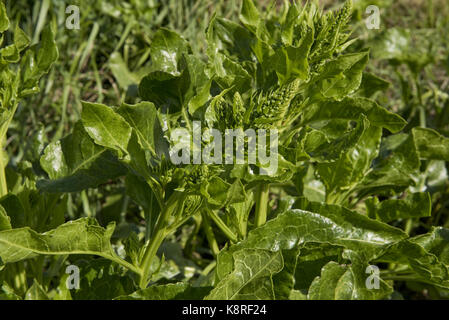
[355, 133, 420, 196]
[117, 102, 161, 155]
[205, 177, 246, 208]
[14, 24, 30, 52]
[0, 2, 9, 33]
[71, 259, 136, 300]
[308, 255, 392, 300]
[281, 2, 301, 45]
[0, 195, 25, 228]
[316, 52, 369, 100]
[366, 193, 431, 223]
[289, 290, 307, 300]
[0, 205, 11, 231]
[216, 204, 407, 281]
[19, 24, 58, 92]
[300, 97, 407, 133]
[138, 71, 187, 113]
[271, 29, 313, 83]
[0, 44, 19, 63]
[299, 115, 368, 163]
[150, 28, 189, 76]
[36, 24, 58, 75]
[39, 122, 126, 193]
[81, 102, 132, 156]
[239, 0, 260, 31]
[317, 126, 382, 196]
[125, 131, 153, 180]
[273, 248, 300, 300]
[183, 55, 211, 113]
[411, 227, 449, 266]
[294, 243, 344, 291]
[0, 284, 21, 300]
[355, 72, 390, 98]
[0, 218, 119, 265]
[412, 128, 449, 161]
[425, 161, 448, 191]
[301, 166, 326, 202]
[25, 281, 49, 300]
[227, 190, 254, 238]
[379, 240, 449, 289]
[207, 249, 283, 300]
[208, 52, 252, 92]
[370, 28, 410, 61]
[206, 16, 253, 61]
[117, 283, 212, 300]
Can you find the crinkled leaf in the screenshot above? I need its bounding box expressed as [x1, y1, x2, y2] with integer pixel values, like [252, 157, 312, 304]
[117, 283, 212, 300]
[207, 249, 283, 300]
[412, 127, 449, 161]
[366, 193, 431, 223]
[308, 257, 392, 300]
[300, 97, 406, 133]
[216, 204, 407, 281]
[0, 218, 118, 264]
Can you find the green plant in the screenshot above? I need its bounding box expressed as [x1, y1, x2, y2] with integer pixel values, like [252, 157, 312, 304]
[1, 0, 449, 300]
[0, 2, 58, 197]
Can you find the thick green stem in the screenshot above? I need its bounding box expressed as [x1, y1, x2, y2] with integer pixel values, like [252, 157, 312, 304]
[138, 192, 184, 289]
[0, 103, 19, 198]
[405, 219, 413, 235]
[201, 211, 220, 256]
[138, 226, 166, 289]
[207, 208, 238, 243]
[102, 253, 142, 276]
[0, 140, 7, 197]
[415, 77, 426, 128]
[254, 184, 269, 228]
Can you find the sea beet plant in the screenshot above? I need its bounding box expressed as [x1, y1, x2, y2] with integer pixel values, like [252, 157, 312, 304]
[1, 0, 449, 300]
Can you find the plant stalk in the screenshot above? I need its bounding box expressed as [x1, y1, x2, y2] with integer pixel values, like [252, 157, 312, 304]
[201, 210, 220, 256]
[0, 139, 8, 197]
[254, 184, 269, 228]
[206, 208, 238, 243]
[138, 192, 184, 289]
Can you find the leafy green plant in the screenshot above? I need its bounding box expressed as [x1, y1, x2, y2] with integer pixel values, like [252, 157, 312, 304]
[0, 2, 58, 197]
[1, 0, 449, 300]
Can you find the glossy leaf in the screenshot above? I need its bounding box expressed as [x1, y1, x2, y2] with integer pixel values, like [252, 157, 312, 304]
[216, 204, 407, 281]
[207, 249, 283, 300]
[300, 97, 407, 133]
[149, 28, 189, 76]
[39, 122, 126, 192]
[308, 255, 392, 300]
[0, 218, 119, 264]
[117, 283, 212, 300]
[366, 193, 431, 223]
[81, 102, 132, 156]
